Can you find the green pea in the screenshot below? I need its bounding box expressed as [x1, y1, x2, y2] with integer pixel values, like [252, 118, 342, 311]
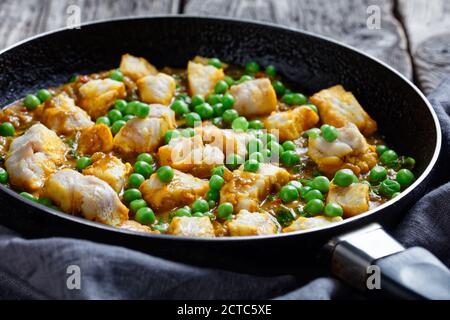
[114, 99, 128, 113]
[304, 199, 325, 215]
[380, 179, 401, 197]
[108, 109, 123, 123]
[311, 176, 330, 193]
[208, 58, 222, 69]
[244, 159, 260, 173]
[109, 69, 124, 81]
[129, 199, 147, 213]
[282, 141, 296, 151]
[224, 75, 235, 86]
[226, 153, 244, 170]
[111, 120, 126, 134]
[20, 192, 36, 202]
[272, 80, 286, 96]
[213, 103, 225, 117]
[281, 150, 300, 167]
[175, 207, 192, 217]
[152, 220, 169, 233]
[191, 95, 204, 107]
[262, 133, 277, 145]
[164, 130, 180, 144]
[175, 94, 190, 104]
[321, 124, 339, 142]
[376, 145, 389, 155]
[222, 93, 235, 109]
[211, 165, 226, 177]
[76, 156, 92, 170]
[262, 149, 271, 159]
[0, 167, 8, 184]
[37, 197, 52, 206]
[135, 207, 155, 226]
[171, 100, 189, 116]
[36, 89, 52, 102]
[239, 75, 253, 83]
[123, 115, 135, 122]
[157, 166, 174, 183]
[217, 202, 234, 219]
[206, 189, 220, 202]
[282, 93, 295, 105]
[24, 94, 41, 110]
[292, 93, 308, 105]
[267, 141, 284, 157]
[209, 174, 225, 191]
[249, 152, 264, 163]
[207, 94, 223, 105]
[185, 112, 202, 127]
[304, 189, 324, 203]
[361, 180, 371, 188]
[128, 173, 145, 188]
[222, 109, 239, 124]
[380, 150, 398, 166]
[265, 65, 276, 77]
[246, 139, 263, 155]
[249, 120, 264, 130]
[324, 203, 344, 217]
[403, 157, 416, 170]
[214, 80, 229, 94]
[135, 102, 150, 118]
[306, 104, 318, 113]
[287, 180, 303, 193]
[181, 128, 196, 138]
[300, 186, 313, 199]
[245, 61, 260, 74]
[192, 212, 204, 217]
[125, 101, 140, 116]
[212, 117, 223, 127]
[392, 192, 401, 199]
[333, 169, 357, 187]
[134, 161, 153, 178]
[369, 166, 387, 184]
[123, 188, 142, 202]
[279, 185, 299, 203]
[136, 153, 154, 164]
[396, 169, 415, 186]
[192, 198, 209, 213]
[0, 122, 16, 137]
[194, 103, 214, 120]
[306, 128, 321, 139]
[96, 116, 111, 126]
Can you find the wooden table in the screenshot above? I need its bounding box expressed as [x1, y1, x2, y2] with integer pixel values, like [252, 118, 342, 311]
[0, 0, 449, 93]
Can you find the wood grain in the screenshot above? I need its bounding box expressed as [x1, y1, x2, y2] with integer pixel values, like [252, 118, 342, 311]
[0, 0, 180, 50]
[184, 0, 413, 79]
[397, 0, 450, 93]
[3, 0, 449, 92]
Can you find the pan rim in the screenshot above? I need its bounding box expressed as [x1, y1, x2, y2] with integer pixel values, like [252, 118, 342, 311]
[0, 15, 442, 243]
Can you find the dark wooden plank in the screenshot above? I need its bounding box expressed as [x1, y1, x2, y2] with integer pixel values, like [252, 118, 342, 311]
[397, 0, 450, 93]
[184, 0, 413, 79]
[0, 0, 180, 50]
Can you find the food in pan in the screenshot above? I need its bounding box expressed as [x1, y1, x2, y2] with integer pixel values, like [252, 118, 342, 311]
[0, 54, 417, 237]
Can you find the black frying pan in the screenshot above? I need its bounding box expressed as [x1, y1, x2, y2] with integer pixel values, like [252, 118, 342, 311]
[0, 16, 448, 299]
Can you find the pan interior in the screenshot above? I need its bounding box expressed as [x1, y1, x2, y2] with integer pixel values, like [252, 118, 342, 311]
[0, 17, 437, 174]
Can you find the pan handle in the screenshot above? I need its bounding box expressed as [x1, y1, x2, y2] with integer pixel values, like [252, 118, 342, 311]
[325, 223, 450, 299]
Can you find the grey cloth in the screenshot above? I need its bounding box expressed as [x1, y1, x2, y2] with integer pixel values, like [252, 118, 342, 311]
[1, 78, 450, 300]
